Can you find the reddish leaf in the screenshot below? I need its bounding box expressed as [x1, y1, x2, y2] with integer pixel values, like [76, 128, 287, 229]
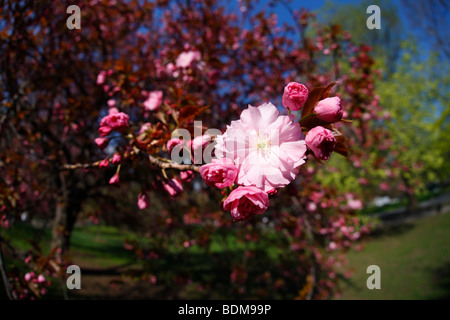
[178, 105, 209, 125]
[334, 135, 349, 157]
[300, 114, 331, 129]
[301, 82, 336, 119]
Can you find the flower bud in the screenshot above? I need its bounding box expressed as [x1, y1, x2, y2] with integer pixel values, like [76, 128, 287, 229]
[282, 82, 309, 111]
[314, 97, 343, 123]
[305, 126, 337, 160]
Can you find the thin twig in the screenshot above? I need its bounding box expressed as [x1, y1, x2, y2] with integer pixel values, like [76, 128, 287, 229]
[61, 149, 201, 172]
[0, 244, 16, 300]
[147, 154, 200, 172]
[61, 161, 102, 170]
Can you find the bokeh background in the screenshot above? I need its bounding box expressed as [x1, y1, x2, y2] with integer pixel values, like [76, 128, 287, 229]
[0, 0, 449, 300]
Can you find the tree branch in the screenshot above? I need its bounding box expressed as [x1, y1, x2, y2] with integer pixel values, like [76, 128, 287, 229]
[0, 240, 17, 300]
[61, 161, 102, 170]
[61, 150, 201, 172]
[147, 154, 200, 172]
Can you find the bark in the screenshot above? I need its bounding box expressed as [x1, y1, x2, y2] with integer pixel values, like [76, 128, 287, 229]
[50, 172, 79, 258]
[51, 198, 69, 256]
[401, 173, 418, 214]
[406, 191, 418, 214]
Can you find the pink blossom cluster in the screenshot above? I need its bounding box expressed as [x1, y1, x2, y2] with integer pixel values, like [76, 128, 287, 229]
[205, 100, 307, 221]
[199, 89, 305, 221]
[165, 49, 202, 81]
[21, 271, 50, 298]
[143, 90, 163, 111]
[95, 108, 130, 150]
[197, 82, 346, 222]
[282, 82, 342, 161]
[96, 69, 117, 96]
[93, 107, 131, 194]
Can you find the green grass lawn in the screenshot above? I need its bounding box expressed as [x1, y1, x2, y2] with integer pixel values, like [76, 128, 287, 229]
[1, 223, 137, 268]
[3, 210, 449, 299]
[70, 225, 138, 268]
[337, 212, 450, 300]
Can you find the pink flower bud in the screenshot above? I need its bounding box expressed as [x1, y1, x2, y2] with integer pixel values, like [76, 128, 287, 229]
[167, 138, 185, 154]
[137, 193, 150, 210]
[111, 153, 121, 165]
[180, 170, 195, 183]
[282, 82, 309, 111]
[163, 179, 183, 197]
[109, 173, 120, 186]
[98, 126, 112, 137]
[191, 135, 211, 151]
[199, 158, 237, 189]
[95, 137, 109, 150]
[99, 159, 109, 168]
[314, 97, 343, 123]
[305, 126, 336, 161]
[223, 186, 269, 222]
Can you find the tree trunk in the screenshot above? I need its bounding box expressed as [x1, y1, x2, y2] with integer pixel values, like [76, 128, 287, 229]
[51, 197, 70, 256]
[406, 191, 418, 214]
[401, 173, 418, 214]
[50, 172, 76, 258]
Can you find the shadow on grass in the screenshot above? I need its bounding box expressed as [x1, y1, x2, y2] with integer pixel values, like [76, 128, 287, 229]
[431, 260, 450, 300]
[70, 248, 308, 300]
[369, 222, 415, 239]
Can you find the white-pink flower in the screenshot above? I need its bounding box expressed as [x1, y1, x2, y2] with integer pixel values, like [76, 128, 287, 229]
[214, 102, 307, 192]
[96, 71, 106, 85]
[176, 51, 201, 68]
[143, 90, 163, 111]
[347, 199, 363, 210]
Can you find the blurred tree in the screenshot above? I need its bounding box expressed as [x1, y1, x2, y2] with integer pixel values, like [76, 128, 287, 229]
[400, 0, 450, 59]
[319, 0, 404, 74]
[315, 0, 449, 211]
[377, 43, 448, 210]
[0, 0, 395, 300]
